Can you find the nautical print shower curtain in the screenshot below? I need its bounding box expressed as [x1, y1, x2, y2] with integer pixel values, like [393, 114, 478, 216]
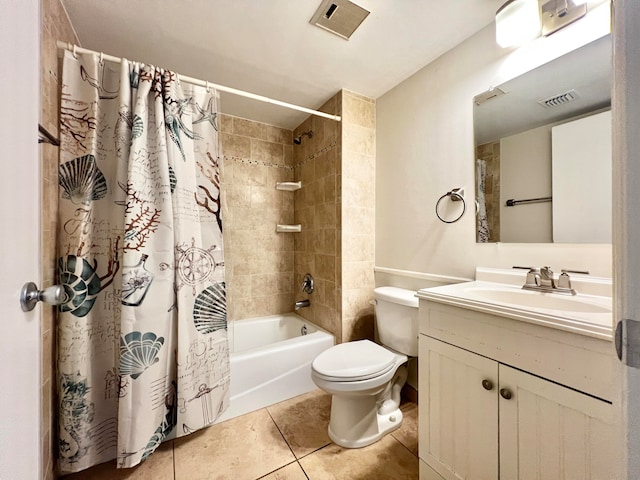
[57, 50, 229, 473]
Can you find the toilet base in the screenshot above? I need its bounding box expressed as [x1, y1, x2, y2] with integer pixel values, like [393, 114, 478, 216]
[328, 404, 404, 448]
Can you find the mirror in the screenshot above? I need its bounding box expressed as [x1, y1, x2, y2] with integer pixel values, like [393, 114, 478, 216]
[474, 34, 611, 244]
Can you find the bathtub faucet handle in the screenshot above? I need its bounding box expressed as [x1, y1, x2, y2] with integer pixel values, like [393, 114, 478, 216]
[301, 273, 314, 294]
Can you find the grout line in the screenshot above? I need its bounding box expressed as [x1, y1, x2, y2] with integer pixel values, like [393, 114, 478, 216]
[390, 432, 419, 459]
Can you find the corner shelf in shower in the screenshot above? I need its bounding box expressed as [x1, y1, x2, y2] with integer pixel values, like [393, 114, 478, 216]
[276, 224, 302, 233]
[275, 181, 302, 191]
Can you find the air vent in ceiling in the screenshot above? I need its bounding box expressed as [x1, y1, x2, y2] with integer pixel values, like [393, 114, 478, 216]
[310, 0, 370, 40]
[538, 89, 580, 108]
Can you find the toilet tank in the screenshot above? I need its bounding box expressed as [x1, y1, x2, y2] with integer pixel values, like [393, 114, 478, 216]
[373, 286, 419, 357]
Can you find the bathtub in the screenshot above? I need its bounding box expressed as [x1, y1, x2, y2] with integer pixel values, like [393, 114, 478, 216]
[214, 313, 334, 424]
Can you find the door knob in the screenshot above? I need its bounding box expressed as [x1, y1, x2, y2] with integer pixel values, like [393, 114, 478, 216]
[482, 379, 494, 391]
[500, 388, 513, 400]
[20, 282, 67, 312]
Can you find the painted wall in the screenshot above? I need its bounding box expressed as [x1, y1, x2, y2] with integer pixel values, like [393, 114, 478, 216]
[500, 125, 552, 243]
[376, 4, 612, 288]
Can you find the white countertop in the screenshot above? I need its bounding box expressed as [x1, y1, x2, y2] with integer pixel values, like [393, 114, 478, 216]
[416, 268, 613, 341]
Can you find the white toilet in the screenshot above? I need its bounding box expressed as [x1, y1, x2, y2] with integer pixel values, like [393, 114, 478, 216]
[311, 286, 419, 448]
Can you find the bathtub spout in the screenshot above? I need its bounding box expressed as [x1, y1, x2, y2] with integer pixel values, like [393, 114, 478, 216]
[295, 299, 310, 310]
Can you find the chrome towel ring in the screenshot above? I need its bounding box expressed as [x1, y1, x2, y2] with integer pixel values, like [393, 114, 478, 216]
[435, 188, 466, 224]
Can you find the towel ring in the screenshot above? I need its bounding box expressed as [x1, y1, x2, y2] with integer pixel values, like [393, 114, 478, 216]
[435, 189, 466, 224]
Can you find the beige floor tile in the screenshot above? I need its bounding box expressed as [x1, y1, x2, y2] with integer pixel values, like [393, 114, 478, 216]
[63, 441, 174, 479]
[267, 389, 332, 458]
[391, 402, 418, 456]
[259, 461, 308, 480]
[174, 408, 296, 480]
[299, 435, 419, 480]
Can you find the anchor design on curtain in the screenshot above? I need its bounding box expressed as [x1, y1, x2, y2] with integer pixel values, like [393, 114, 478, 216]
[56, 50, 229, 474]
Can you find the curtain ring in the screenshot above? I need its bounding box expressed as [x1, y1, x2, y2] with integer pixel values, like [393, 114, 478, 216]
[99, 51, 104, 64]
[435, 190, 466, 224]
[205, 81, 211, 93]
[72, 44, 78, 58]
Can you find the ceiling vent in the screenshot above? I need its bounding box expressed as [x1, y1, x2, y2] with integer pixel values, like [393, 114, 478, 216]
[310, 0, 370, 40]
[538, 89, 580, 108]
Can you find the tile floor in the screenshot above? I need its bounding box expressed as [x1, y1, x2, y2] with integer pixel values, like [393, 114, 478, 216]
[64, 389, 419, 479]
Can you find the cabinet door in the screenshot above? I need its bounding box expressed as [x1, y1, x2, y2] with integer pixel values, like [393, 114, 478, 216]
[499, 365, 618, 480]
[419, 336, 499, 480]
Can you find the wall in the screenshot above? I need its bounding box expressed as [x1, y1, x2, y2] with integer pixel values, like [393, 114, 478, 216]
[41, 0, 78, 478]
[219, 115, 296, 328]
[293, 94, 342, 340]
[376, 5, 613, 289]
[292, 90, 376, 344]
[500, 125, 553, 243]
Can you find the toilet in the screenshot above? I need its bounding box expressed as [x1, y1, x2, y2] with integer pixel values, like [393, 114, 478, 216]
[311, 286, 419, 448]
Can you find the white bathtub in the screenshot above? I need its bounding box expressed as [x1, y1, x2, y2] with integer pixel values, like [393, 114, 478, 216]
[214, 313, 334, 424]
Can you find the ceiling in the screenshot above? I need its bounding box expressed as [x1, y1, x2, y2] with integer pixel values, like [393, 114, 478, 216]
[60, 0, 505, 129]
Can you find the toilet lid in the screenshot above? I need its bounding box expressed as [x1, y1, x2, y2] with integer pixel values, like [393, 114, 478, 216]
[312, 340, 398, 381]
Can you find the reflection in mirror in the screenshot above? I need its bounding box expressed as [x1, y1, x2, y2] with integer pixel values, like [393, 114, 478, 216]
[474, 34, 611, 244]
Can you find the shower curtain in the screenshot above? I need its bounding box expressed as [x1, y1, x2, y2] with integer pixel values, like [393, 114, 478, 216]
[57, 50, 229, 473]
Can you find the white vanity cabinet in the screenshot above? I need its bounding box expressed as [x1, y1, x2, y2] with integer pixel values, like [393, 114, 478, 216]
[418, 299, 620, 480]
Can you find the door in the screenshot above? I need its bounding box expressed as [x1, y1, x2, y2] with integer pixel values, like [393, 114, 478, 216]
[613, 1, 640, 479]
[499, 365, 618, 480]
[419, 336, 499, 480]
[0, 1, 42, 479]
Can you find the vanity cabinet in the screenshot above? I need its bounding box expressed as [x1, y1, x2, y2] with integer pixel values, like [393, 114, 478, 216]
[418, 300, 620, 480]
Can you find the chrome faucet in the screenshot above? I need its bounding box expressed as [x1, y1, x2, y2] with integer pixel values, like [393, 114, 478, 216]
[295, 299, 310, 310]
[521, 266, 579, 295]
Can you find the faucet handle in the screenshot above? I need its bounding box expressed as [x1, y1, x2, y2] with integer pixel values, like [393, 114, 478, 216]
[525, 268, 541, 287]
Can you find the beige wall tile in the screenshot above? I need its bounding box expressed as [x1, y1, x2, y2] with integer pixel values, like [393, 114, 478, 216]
[251, 139, 285, 164]
[233, 117, 267, 139]
[221, 133, 251, 158]
[219, 113, 233, 133]
[343, 90, 376, 129]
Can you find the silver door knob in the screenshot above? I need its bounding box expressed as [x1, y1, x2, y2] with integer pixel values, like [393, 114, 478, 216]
[20, 282, 67, 312]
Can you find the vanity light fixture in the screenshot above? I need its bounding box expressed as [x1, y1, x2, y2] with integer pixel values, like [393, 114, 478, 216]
[496, 0, 542, 48]
[496, 0, 589, 48]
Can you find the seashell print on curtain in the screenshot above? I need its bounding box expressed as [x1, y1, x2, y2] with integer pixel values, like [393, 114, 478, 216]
[57, 50, 229, 473]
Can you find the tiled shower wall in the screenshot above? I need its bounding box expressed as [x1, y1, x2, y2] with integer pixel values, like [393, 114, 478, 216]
[293, 90, 376, 344]
[41, 0, 78, 478]
[340, 91, 376, 342]
[293, 95, 342, 341]
[219, 115, 297, 323]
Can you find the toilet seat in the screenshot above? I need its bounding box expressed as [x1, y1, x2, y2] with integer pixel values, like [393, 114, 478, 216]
[311, 340, 399, 382]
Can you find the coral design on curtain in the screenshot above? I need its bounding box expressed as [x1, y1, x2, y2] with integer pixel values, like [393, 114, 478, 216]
[57, 50, 229, 473]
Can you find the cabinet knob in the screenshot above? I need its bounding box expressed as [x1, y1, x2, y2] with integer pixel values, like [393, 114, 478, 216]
[500, 388, 513, 400]
[481, 379, 494, 391]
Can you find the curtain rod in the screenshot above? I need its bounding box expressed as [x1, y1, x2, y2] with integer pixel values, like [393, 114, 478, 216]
[56, 41, 341, 122]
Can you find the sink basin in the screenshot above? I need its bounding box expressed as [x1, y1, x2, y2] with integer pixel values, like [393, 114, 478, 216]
[463, 287, 612, 314]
